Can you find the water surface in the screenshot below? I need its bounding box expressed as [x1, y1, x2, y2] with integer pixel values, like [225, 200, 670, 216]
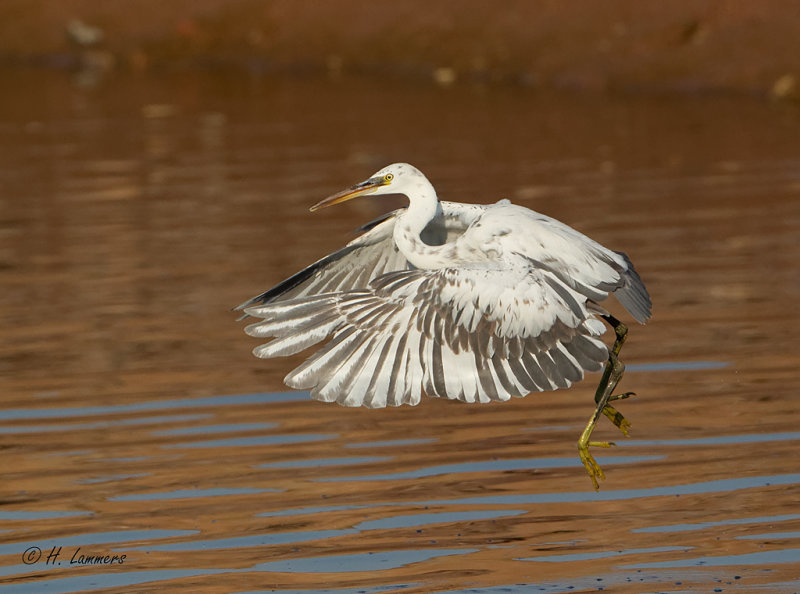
[1, 70, 799, 592]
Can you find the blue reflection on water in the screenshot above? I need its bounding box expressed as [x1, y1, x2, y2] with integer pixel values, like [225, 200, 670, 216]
[122, 529, 356, 552]
[163, 433, 338, 449]
[259, 456, 392, 468]
[520, 425, 573, 433]
[0, 510, 91, 521]
[46, 450, 93, 457]
[0, 529, 198, 557]
[257, 504, 373, 518]
[255, 474, 800, 534]
[316, 455, 663, 482]
[252, 548, 479, 573]
[153, 422, 278, 436]
[235, 586, 410, 594]
[1, 392, 307, 421]
[519, 545, 689, 563]
[634, 513, 800, 533]
[345, 438, 437, 448]
[420, 473, 800, 506]
[355, 509, 527, 531]
[621, 548, 800, 568]
[751, 579, 800, 592]
[0, 414, 213, 434]
[441, 569, 726, 593]
[620, 431, 800, 448]
[0, 569, 237, 594]
[77, 474, 150, 484]
[109, 487, 280, 502]
[737, 531, 800, 540]
[0, 362, 727, 425]
[121, 513, 525, 553]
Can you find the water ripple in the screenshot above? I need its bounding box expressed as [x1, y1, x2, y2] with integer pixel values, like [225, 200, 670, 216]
[354, 509, 527, 531]
[0, 414, 213, 434]
[0, 569, 236, 594]
[163, 433, 338, 449]
[1, 393, 307, 421]
[620, 431, 800, 448]
[634, 513, 800, 533]
[258, 456, 392, 468]
[422, 473, 800, 506]
[519, 545, 689, 563]
[736, 531, 800, 540]
[0, 529, 198, 557]
[316, 455, 663, 482]
[252, 548, 480, 573]
[0, 510, 91, 521]
[153, 422, 278, 436]
[621, 548, 800, 568]
[345, 438, 438, 448]
[109, 487, 281, 502]
[121, 529, 357, 552]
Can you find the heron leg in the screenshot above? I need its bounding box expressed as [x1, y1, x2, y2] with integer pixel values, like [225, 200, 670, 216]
[577, 316, 633, 490]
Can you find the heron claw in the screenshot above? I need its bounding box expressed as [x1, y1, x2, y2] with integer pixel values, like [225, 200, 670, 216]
[608, 391, 635, 403]
[602, 401, 633, 436]
[578, 440, 615, 491]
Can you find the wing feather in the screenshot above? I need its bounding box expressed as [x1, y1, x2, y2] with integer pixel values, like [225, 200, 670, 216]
[313, 334, 377, 403]
[238, 198, 651, 406]
[235, 202, 485, 317]
[245, 264, 609, 407]
[520, 349, 556, 391]
[467, 203, 652, 323]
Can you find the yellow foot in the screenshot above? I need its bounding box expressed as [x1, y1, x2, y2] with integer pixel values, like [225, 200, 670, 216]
[577, 439, 615, 491]
[602, 393, 635, 436]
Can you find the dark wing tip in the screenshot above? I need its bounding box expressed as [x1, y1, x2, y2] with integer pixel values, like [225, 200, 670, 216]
[235, 210, 402, 320]
[352, 208, 404, 235]
[613, 252, 652, 324]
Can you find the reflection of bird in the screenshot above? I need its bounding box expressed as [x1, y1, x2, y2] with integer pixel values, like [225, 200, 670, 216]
[66, 19, 105, 47]
[237, 163, 651, 489]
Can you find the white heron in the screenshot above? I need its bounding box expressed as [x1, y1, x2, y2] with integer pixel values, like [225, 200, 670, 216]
[236, 163, 651, 489]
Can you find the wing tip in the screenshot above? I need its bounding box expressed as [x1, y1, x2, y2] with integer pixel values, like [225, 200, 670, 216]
[613, 252, 652, 324]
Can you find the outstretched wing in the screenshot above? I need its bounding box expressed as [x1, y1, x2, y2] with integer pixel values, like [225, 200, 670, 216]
[234, 201, 486, 316]
[469, 203, 652, 323]
[243, 263, 609, 408]
[234, 210, 405, 316]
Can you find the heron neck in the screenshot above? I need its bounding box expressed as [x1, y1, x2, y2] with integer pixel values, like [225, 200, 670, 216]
[393, 187, 453, 269]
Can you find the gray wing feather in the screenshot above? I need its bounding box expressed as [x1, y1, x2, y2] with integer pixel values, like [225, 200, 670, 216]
[244, 265, 608, 408]
[611, 251, 652, 324]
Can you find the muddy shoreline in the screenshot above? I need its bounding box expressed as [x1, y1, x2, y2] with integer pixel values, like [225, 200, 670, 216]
[3, 1, 800, 97]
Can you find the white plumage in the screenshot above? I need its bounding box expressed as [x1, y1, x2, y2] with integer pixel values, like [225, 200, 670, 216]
[237, 163, 651, 410]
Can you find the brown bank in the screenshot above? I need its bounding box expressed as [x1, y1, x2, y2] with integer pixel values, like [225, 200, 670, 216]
[2, 0, 800, 96]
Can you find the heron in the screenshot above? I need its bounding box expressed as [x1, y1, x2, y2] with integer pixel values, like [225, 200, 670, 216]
[236, 163, 651, 489]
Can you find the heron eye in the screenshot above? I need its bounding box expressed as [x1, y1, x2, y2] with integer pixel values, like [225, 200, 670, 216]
[384, 173, 394, 182]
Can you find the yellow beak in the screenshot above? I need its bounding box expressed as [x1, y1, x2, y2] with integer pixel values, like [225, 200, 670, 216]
[310, 176, 388, 212]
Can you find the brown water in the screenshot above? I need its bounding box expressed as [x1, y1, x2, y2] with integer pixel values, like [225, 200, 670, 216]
[1, 69, 800, 593]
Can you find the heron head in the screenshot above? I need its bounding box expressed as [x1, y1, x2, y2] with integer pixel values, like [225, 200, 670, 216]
[310, 163, 421, 211]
